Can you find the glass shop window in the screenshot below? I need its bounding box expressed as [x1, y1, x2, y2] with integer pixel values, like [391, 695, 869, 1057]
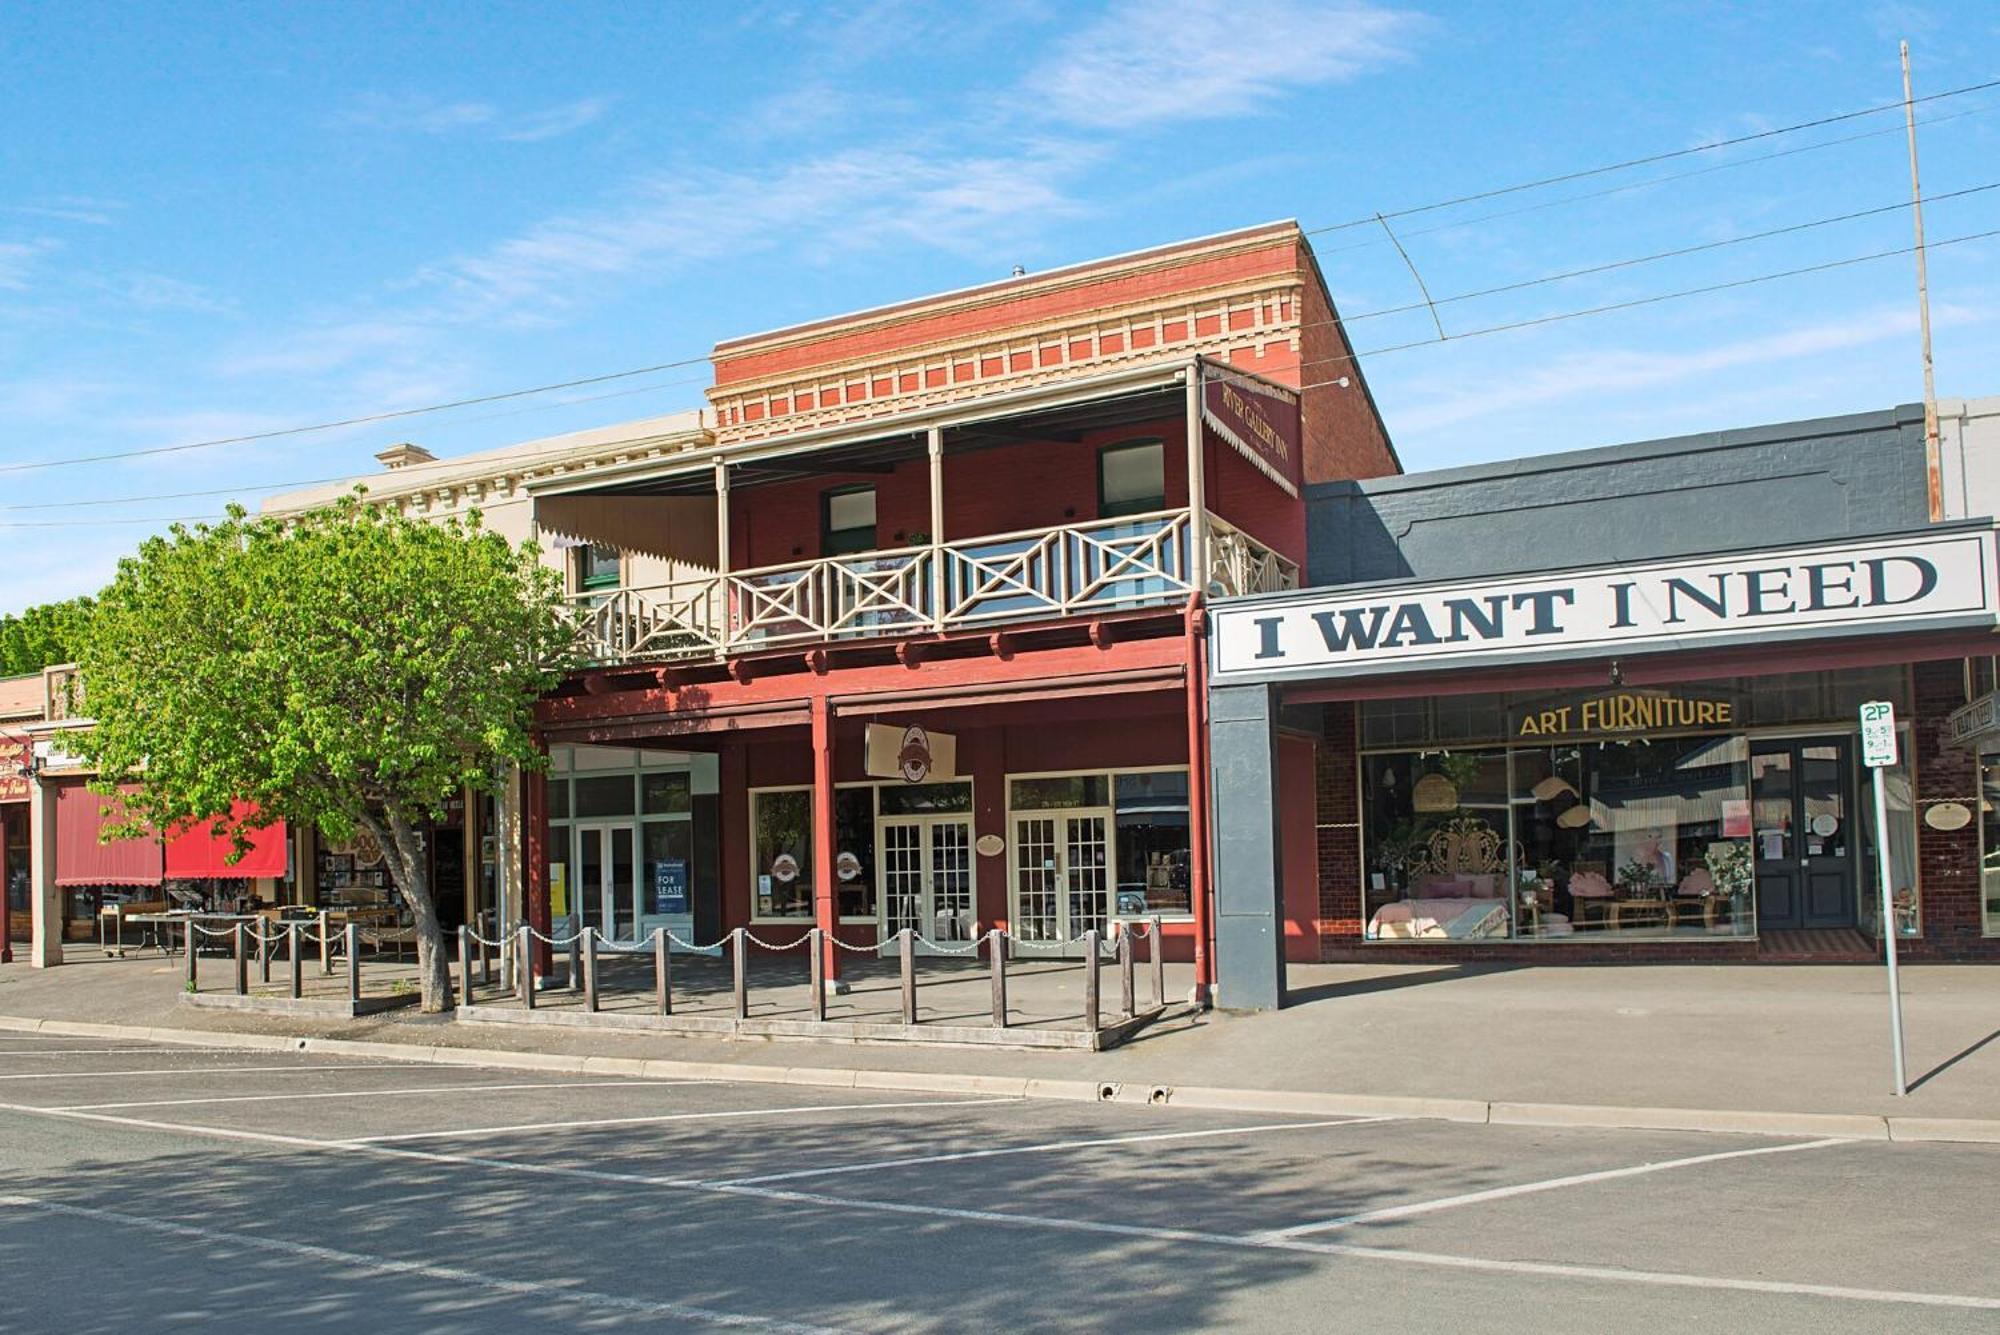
[1010, 775, 1110, 811]
[1113, 770, 1191, 918]
[752, 789, 813, 920]
[834, 788, 876, 919]
[573, 775, 635, 819]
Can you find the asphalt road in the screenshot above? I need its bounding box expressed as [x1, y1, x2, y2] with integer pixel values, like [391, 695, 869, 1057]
[0, 1033, 1993, 1333]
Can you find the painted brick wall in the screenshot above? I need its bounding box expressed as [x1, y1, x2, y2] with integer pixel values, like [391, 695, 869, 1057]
[1294, 246, 1400, 485]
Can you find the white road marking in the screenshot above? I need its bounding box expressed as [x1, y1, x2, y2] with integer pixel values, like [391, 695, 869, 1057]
[0, 1063, 404, 1082]
[341, 1097, 1021, 1143]
[0, 1048, 211, 1056]
[0, 1193, 845, 1333]
[1258, 1137, 1854, 1239]
[55, 1080, 697, 1111]
[709, 1116, 1398, 1186]
[3, 1099, 1993, 1313]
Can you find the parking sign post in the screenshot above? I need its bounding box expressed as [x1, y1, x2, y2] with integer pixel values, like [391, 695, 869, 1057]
[1859, 700, 1907, 1097]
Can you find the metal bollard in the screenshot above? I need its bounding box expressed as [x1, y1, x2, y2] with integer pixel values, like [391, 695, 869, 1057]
[1119, 922, 1135, 1018]
[988, 928, 1007, 1028]
[1082, 929, 1101, 1033]
[290, 923, 303, 1000]
[808, 928, 826, 1023]
[582, 929, 599, 1013]
[458, 925, 473, 1008]
[233, 923, 248, 996]
[654, 928, 671, 1016]
[519, 925, 535, 1009]
[345, 923, 360, 1003]
[900, 927, 917, 1026]
[185, 924, 198, 991]
[1151, 915, 1165, 1008]
[731, 928, 748, 1020]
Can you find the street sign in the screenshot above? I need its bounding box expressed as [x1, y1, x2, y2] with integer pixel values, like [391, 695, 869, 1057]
[1860, 700, 1898, 768]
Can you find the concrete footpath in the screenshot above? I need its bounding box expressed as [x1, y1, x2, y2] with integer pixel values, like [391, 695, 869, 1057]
[4, 953, 1997, 1142]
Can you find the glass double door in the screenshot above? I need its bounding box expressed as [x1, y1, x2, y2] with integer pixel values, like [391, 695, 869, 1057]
[1012, 810, 1111, 949]
[1751, 737, 1857, 931]
[878, 817, 974, 952]
[574, 823, 638, 942]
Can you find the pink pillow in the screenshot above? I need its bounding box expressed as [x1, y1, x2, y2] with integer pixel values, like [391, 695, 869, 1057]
[1570, 872, 1613, 899]
[1464, 874, 1498, 899]
[1678, 869, 1715, 897]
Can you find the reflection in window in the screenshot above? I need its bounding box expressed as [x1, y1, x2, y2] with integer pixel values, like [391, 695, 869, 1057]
[834, 788, 875, 918]
[1010, 775, 1110, 811]
[752, 790, 812, 919]
[1113, 771, 1191, 917]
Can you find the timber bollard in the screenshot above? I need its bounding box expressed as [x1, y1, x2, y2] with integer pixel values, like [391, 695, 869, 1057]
[185, 924, 198, 991]
[567, 925, 582, 994]
[481, 920, 493, 986]
[988, 928, 1007, 1027]
[731, 928, 748, 1020]
[1119, 922, 1135, 1017]
[258, 924, 271, 984]
[1083, 929, 1102, 1033]
[519, 925, 535, 1009]
[900, 927, 917, 1025]
[458, 925, 473, 1007]
[582, 929, 599, 1013]
[654, 928, 671, 1016]
[1151, 915, 1165, 1008]
[233, 923, 248, 996]
[808, 928, 826, 1023]
[320, 912, 332, 976]
[344, 923, 360, 1003]
[289, 923, 303, 1000]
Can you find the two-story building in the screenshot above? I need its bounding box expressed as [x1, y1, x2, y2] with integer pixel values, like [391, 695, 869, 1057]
[513, 221, 1397, 995]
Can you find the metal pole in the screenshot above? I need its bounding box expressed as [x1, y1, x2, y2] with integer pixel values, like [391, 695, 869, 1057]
[1901, 41, 1943, 521]
[809, 927, 826, 1022]
[731, 927, 748, 1020]
[233, 923, 248, 996]
[1083, 929, 1101, 1033]
[458, 925, 473, 1008]
[518, 924, 535, 1009]
[1151, 915, 1166, 1008]
[900, 927, 917, 1026]
[1119, 922, 1136, 1017]
[654, 928, 671, 1016]
[988, 928, 1007, 1028]
[582, 928, 599, 1013]
[290, 923, 303, 1000]
[928, 425, 946, 632]
[344, 923, 360, 1003]
[1873, 766, 1909, 1096]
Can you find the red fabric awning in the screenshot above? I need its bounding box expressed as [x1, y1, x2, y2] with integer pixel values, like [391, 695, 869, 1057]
[164, 801, 288, 880]
[54, 781, 163, 887]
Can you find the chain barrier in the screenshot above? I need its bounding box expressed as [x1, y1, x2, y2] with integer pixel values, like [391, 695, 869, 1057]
[910, 936, 984, 955]
[665, 931, 726, 952]
[741, 929, 813, 952]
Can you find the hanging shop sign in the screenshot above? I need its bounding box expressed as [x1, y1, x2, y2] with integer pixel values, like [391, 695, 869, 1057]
[864, 723, 957, 783]
[1924, 802, 1973, 832]
[1211, 527, 2000, 682]
[1202, 366, 1303, 497]
[0, 737, 28, 802]
[1945, 690, 2000, 750]
[1514, 692, 1735, 738]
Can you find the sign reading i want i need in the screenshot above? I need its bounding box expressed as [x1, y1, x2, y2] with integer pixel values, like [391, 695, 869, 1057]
[1210, 528, 2000, 682]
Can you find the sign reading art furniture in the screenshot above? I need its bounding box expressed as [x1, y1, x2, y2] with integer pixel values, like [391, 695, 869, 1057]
[1210, 528, 2000, 683]
[1514, 692, 1734, 739]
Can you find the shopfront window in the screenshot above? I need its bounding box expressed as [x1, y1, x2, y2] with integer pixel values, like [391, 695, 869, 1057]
[752, 789, 812, 920]
[835, 788, 875, 918]
[1010, 775, 1109, 811]
[1113, 771, 1190, 917]
[1980, 758, 2000, 937]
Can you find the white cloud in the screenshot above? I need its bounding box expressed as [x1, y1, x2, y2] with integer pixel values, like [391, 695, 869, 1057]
[1024, 0, 1424, 130]
[497, 97, 612, 143]
[0, 239, 60, 290]
[335, 92, 608, 142]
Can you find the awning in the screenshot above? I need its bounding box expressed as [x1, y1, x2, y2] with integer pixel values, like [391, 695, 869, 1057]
[54, 781, 162, 887]
[164, 801, 288, 879]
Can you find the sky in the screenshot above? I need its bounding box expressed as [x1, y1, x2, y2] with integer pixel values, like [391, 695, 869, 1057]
[2, 0, 1997, 614]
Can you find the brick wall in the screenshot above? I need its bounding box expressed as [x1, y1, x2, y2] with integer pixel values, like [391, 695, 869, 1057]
[1314, 702, 1363, 942]
[1909, 658, 1995, 960]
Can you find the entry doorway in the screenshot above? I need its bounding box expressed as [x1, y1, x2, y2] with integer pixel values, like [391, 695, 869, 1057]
[1752, 737, 1857, 931]
[877, 815, 975, 953]
[574, 823, 639, 941]
[1011, 809, 1112, 950]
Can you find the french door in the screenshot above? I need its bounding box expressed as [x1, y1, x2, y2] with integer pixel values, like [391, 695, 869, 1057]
[1011, 810, 1112, 951]
[878, 816, 975, 954]
[575, 824, 638, 942]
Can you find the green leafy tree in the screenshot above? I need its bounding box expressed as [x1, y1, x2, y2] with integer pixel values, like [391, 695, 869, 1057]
[69, 496, 573, 1011]
[0, 596, 96, 677]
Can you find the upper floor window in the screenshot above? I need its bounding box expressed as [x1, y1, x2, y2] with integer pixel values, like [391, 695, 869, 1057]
[575, 544, 621, 593]
[1098, 440, 1166, 519]
[822, 485, 877, 556]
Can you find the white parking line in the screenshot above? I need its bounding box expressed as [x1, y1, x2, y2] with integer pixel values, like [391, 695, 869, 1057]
[0, 1064, 403, 1082]
[1, 1099, 1992, 1313]
[1256, 1137, 1854, 1239]
[0, 1193, 845, 1333]
[708, 1116, 1397, 1186]
[341, 1097, 1021, 1143]
[0, 1048, 201, 1056]
[55, 1080, 698, 1111]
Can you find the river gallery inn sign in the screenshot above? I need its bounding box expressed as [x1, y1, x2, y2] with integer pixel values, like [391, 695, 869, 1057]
[1210, 528, 2000, 682]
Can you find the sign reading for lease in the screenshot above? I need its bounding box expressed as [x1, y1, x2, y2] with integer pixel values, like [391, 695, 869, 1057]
[1211, 529, 1999, 682]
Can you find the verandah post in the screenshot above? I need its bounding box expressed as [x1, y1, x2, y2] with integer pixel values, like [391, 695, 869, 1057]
[809, 696, 841, 990]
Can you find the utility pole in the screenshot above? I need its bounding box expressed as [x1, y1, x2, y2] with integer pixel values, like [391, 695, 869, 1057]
[1901, 40, 1942, 521]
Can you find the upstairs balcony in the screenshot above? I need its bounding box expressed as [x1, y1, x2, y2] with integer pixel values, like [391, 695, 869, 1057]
[537, 360, 1309, 669]
[563, 508, 1297, 665]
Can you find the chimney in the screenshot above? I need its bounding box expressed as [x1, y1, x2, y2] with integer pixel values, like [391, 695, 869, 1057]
[374, 442, 437, 471]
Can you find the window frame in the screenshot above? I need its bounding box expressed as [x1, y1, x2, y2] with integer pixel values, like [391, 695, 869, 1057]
[820, 484, 879, 557]
[573, 544, 622, 593]
[1096, 439, 1168, 520]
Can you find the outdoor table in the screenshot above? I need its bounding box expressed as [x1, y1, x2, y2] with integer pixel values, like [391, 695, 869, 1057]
[123, 911, 260, 958]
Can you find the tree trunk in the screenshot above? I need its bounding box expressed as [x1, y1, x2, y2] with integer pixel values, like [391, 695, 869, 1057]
[362, 810, 454, 1014]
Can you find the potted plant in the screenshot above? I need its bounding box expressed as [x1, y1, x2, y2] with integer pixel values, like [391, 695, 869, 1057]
[1705, 841, 1754, 928]
[1616, 856, 1659, 899]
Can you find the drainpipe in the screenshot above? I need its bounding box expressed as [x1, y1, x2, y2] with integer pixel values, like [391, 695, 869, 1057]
[1185, 595, 1214, 1006]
